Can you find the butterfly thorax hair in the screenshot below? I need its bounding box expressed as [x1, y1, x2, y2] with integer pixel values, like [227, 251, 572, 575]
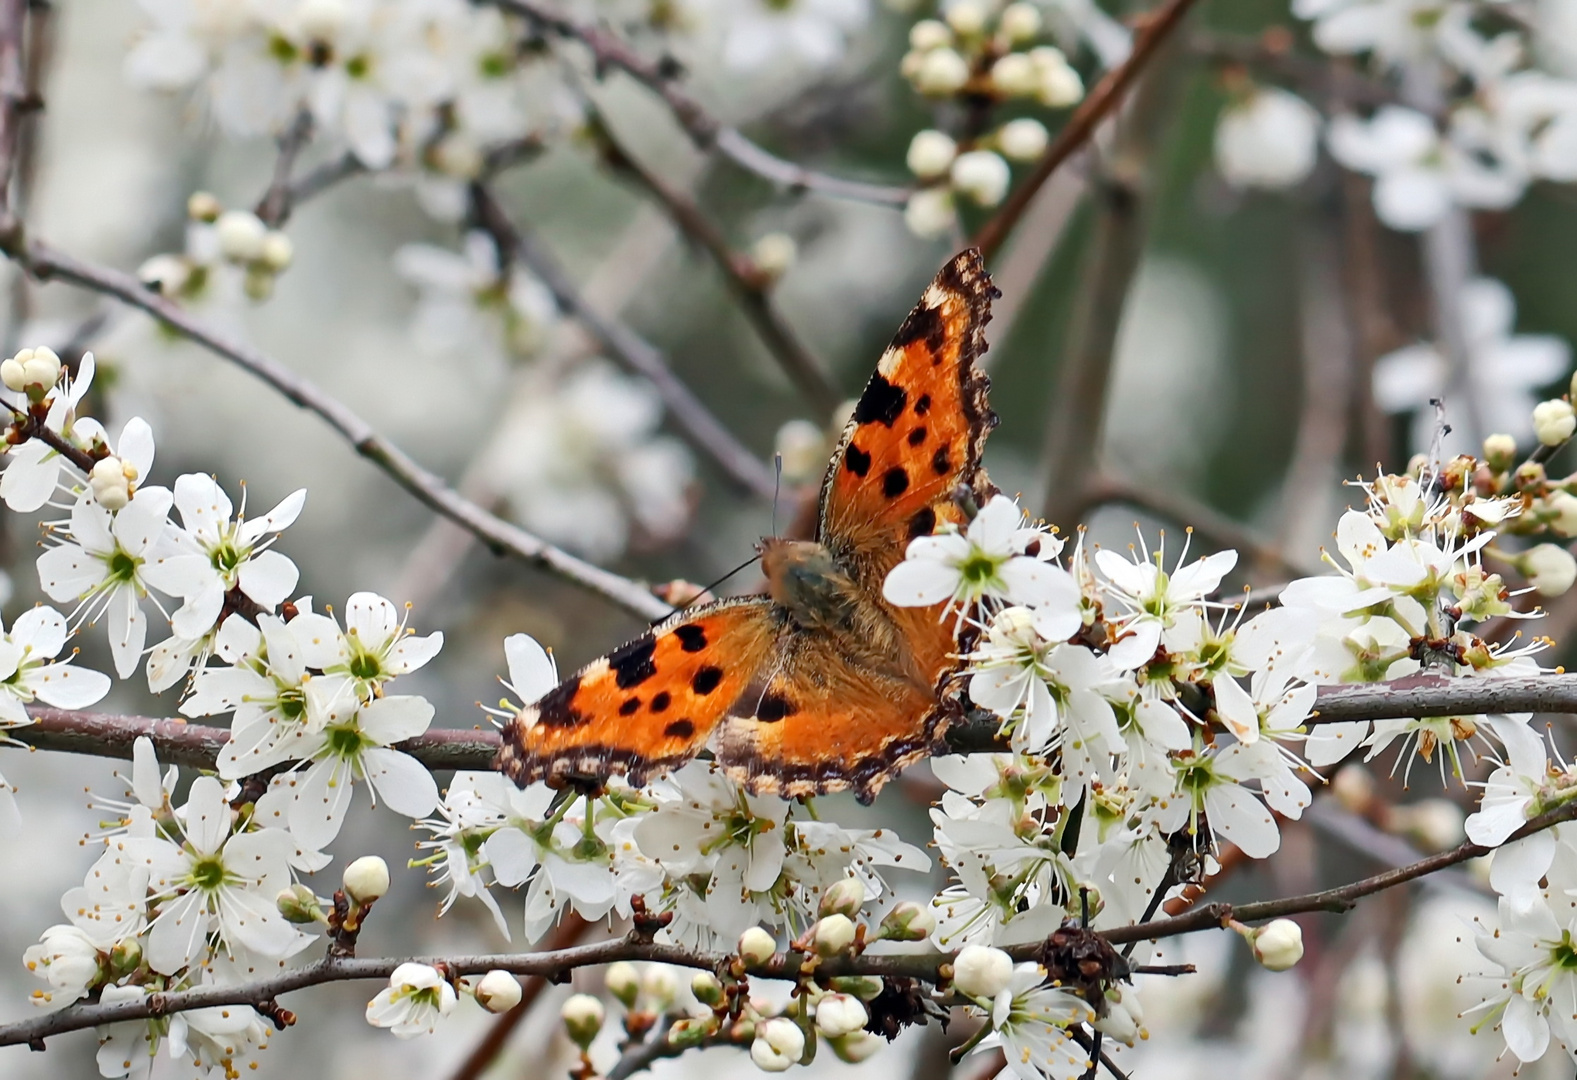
[758, 536, 907, 665]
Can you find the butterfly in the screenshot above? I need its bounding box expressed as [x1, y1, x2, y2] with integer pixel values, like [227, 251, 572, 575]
[494, 249, 1000, 804]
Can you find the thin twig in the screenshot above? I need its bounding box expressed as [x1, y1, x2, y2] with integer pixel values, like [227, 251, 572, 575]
[0, 0, 29, 232]
[0, 236, 674, 622]
[970, 0, 1206, 260]
[14, 670, 1577, 770]
[482, 0, 909, 205]
[469, 182, 777, 498]
[7, 793, 1575, 1048]
[589, 109, 841, 415]
[253, 109, 315, 228]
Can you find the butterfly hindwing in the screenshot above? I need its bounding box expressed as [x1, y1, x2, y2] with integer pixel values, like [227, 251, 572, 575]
[496, 598, 776, 790]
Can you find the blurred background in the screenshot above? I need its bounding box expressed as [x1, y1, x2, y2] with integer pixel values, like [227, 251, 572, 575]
[1, 0, 1572, 1076]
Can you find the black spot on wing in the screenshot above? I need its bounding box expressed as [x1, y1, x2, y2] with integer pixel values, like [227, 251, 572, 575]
[907, 507, 937, 539]
[535, 676, 586, 728]
[915, 394, 931, 416]
[844, 445, 872, 477]
[907, 426, 927, 446]
[664, 719, 695, 740]
[618, 696, 641, 716]
[673, 624, 708, 653]
[889, 301, 946, 357]
[609, 636, 657, 689]
[853, 373, 906, 428]
[758, 692, 798, 723]
[651, 691, 672, 713]
[931, 446, 951, 476]
[691, 666, 724, 695]
[882, 467, 910, 497]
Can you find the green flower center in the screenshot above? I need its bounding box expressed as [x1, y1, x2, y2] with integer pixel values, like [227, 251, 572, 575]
[349, 651, 383, 681]
[191, 856, 227, 891]
[106, 549, 141, 584]
[957, 552, 1003, 586]
[327, 723, 370, 758]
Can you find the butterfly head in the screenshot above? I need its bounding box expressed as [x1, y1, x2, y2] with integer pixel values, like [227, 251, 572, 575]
[758, 537, 860, 632]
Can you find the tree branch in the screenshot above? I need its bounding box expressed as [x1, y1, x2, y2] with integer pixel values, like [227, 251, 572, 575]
[468, 182, 777, 499]
[970, 0, 1205, 261]
[253, 109, 315, 228]
[481, 0, 909, 205]
[13, 671, 1577, 769]
[0, 0, 29, 233]
[0, 236, 673, 622]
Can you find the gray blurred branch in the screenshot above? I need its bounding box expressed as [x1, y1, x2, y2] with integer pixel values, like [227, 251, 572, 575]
[484, 0, 909, 205]
[469, 181, 778, 499]
[14, 672, 1577, 770]
[0, 235, 674, 622]
[6, 792, 1574, 1051]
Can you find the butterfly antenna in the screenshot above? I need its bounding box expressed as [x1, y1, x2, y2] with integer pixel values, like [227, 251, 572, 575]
[772, 453, 783, 537]
[684, 551, 764, 609]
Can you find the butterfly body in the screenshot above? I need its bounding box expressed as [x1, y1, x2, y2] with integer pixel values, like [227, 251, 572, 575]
[495, 249, 1000, 803]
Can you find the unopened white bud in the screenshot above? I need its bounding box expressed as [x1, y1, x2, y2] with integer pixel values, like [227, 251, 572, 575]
[906, 129, 959, 179]
[137, 254, 191, 298]
[811, 913, 858, 956]
[990, 52, 1040, 97]
[89, 456, 132, 511]
[1533, 399, 1576, 446]
[260, 231, 294, 272]
[820, 877, 866, 918]
[1482, 432, 1517, 471]
[1330, 764, 1374, 814]
[751, 232, 797, 281]
[16, 346, 61, 394]
[1519, 543, 1577, 596]
[0, 356, 23, 392]
[641, 965, 678, 1011]
[775, 419, 827, 486]
[342, 855, 390, 904]
[1031, 46, 1083, 106]
[952, 944, 1013, 998]
[738, 926, 778, 966]
[750, 1016, 805, 1072]
[691, 970, 724, 1006]
[475, 970, 522, 1013]
[814, 993, 868, 1038]
[878, 900, 936, 941]
[215, 210, 268, 262]
[999, 2, 1042, 41]
[1546, 490, 1577, 537]
[909, 18, 952, 51]
[914, 47, 971, 95]
[903, 188, 957, 238]
[998, 117, 1049, 161]
[187, 191, 222, 222]
[945, 1, 988, 36]
[828, 1030, 883, 1063]
[950, 150, 1012, 207]
[606, 961, 640, 1008]
[1248, 919, 1304, 971]
[1093, 983, 1143, 1045]
[560, 993, 604, 1048]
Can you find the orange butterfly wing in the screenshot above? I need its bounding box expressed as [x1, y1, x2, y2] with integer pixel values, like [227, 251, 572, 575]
[495, 599, 776, 790]
[718, 250, 1000, 802]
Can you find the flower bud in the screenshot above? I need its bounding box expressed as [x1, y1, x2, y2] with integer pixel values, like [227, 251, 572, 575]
[829, 1030, 883, 1063]
[108, 937, 142, 978]
[908, 19, 952, 51]
[0, 356, 25, 392]
[187, 191, 222, 222]
[641, 965, 678, 1011]
[750, 232, 796, 281]
[1482, 432, 1517, 472]
[260, 231, 294, 272]
[878, 900, 935, 941]
[2, 346, 61, 396]
[738, 926, 778, 966]
[215, 210, 268, 262]
[751, 1016, 806, 1072]
[1246, 919, 1304, 971]
[1515, 460, 1548, 492]
[606, 961, 640, 1009]
[560, 993, 604, 1049]
[691, 970, 724, 1007]
[952, 944, 1013, 999]
[904, 188, 956, 238]
[829, 975, 884, 1001]
[811, 913, 858, 956]
[1533, 399, 1576, 446]
[1547, 490, 1577, 536]
[990, 53, 1039, 97]
[950, 150, 1012, 207]
[475, 970, 522, 1013]
[668, 1015, 719, 1048]
[1030, 46, 1083, 106]
[999, 2, 1042, 41]
[1518, 543, 1577, 596]
[342, 855, 390, 904]
[906, 129, 958, 180]
[946, 1, 987, 35]
[276, 883, 325, 924]
[998, 118, 1049, 162]
[820, 877, 866, 919]
[137, 253, 191, 298]
[775, 419, 826, 486]
[914, 47, 970, 95]
[1389, 797, 1464, 850]
[1093, 983, 1144, 1045]
[814, 992, 868, 1038]
[89, 456, 132, 511]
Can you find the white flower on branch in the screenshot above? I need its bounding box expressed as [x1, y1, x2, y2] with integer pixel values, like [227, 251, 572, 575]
[705, 0, 871, 71]
[289, 592, 444, 701]
[972, 961, 1097, 1080]
[0, 350, 96, 513]
[366, 962, 457, 1039]
[1095, 530, 1237, 671]
[1214, 85, 1321, 190]
[394, 231, 558, 361]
